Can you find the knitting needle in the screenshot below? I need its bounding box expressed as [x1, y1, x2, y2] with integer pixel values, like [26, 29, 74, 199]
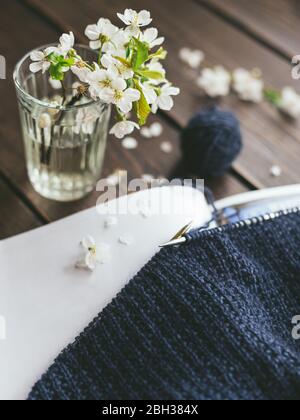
[159, 221, 194, 248]
[160, 184, 300, 249]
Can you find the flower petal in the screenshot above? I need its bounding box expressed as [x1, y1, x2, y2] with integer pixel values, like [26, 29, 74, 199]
[143, 27, 158, 44]
[60, 31, 74, 51]
[137, 10, 152, 26]
[158, 95, 174, 111]
[150, 122, 163, 137]
[85, 253, 97, 271]
[42, 61, 51, 74]
[30, 50, 44, 61]
[163, 86, 180, 96]
[124, 88, 141, 102]
[119, 234, 134, 246]
[99, 87, 115, 103]
[151, 37, 165, 48]
[81, 235, 96, 249]
[44, 46, 60, 56]
[85, 24, 100, 40]
[29, 62, 43, 73]
[89, 40, 102, 50]
[117, 9, 135, 25]
[118, 98, 133, 114]
[122, 137, 138, 149]
[112, 77, 127, 91]
[109, 121, 139, 139]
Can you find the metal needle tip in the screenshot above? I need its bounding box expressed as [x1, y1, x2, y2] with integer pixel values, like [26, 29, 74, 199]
[159, 221, 193, 248]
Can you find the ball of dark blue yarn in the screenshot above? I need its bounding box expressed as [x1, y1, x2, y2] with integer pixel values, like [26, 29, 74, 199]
[181, 107, 243, 177]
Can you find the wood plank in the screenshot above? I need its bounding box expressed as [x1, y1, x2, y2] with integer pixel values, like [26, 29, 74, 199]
[0, 0, 247, 234]
[23, 0, 300, 189]
[0, 177, 42, 239]
[200, 0, 300, 60]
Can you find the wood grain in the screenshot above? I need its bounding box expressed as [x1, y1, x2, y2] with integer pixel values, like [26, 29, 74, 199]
[200, 0, 300, 60]
[0, 178, 42, 239]
[23, 0, 300, 189]
[0, 0, 248, 239]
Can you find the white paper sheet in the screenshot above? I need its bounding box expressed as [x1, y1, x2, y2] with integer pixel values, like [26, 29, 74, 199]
[0, 186, 211, 400]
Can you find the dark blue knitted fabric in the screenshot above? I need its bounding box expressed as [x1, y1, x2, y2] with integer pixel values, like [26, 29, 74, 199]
[28, 212, 300, 400]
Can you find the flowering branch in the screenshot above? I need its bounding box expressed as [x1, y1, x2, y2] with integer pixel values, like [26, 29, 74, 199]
[29, 9, 180, 139]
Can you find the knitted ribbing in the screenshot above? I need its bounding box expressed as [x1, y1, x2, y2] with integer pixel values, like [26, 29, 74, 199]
[28, 212, 300, 400]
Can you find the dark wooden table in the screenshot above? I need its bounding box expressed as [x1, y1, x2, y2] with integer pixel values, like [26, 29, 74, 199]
[1, 0, 300, 239]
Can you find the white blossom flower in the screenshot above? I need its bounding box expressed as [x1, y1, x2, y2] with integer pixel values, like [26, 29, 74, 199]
[147, 59, 166, 85]
[29, 50, 52, 74]
[197, 66, 231, 97]
[233, 68, 264, 103]
[29, 9, 178, 141]
[58, 31, 75, 56]
[122, 137, 138, 149]
[39, 32, 74, 60]
[101, 54, 134, 80]
[86, 64, 120, 99]
[110, 120, 140, 139]
[73, 108, 99, 135]
[117, 9, 152, 35]
[76, 236, 111, 271]
[71, 66, 92, 83]
[179, 48, 204, 69]
[85, 18, 118, 51]
[108, 30, 131, 56]
[151, 83, 180, 113]
[141, 82, 157, 104]
[279, 87, 300, 118]
[100, 78, 140, 113]
[141, 28, 164, 49]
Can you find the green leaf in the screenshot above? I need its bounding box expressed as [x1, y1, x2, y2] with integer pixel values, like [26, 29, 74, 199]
[136, 69, 164, 80]
[133, 80, 151, 126]
[131, 38, 149, 70]
[148, 47, 167, 61]
[49, 64, 65, 81]
[60, 57, 75, 67]
[46, 52, 59, 63]
[48, 54, 75, 81]
[264, 88, 281, 107]
[114, 56, 131, 67]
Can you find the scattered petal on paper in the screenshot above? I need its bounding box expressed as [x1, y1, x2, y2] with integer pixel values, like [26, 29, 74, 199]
[104, 216, 118, 228]
[119, 234, 134, 246]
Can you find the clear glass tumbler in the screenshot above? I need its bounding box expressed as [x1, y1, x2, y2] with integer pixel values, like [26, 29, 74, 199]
[14, 45, 111, 202]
